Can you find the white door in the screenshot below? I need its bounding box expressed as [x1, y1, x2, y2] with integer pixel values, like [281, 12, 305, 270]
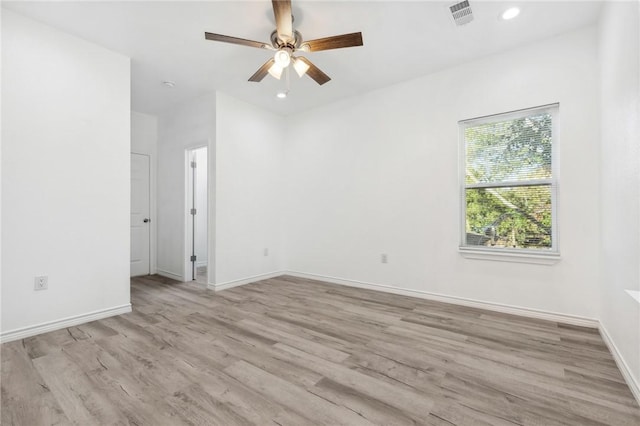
[187, 147, 208, 283]
[131, 153, 150, 276]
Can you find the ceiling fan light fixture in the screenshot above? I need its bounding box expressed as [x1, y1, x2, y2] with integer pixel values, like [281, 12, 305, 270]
[274, 48, 292, 68]
[204, 0, 363, 86]
[276, 91, 288, 99]
[293, 57, 310, 77]
[268, 63, 284, 80]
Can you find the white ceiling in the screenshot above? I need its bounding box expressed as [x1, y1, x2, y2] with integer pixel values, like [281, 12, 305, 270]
[3, 1, 603, 116]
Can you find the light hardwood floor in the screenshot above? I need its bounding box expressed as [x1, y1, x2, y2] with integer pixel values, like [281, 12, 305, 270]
[2, 274, 639, 425]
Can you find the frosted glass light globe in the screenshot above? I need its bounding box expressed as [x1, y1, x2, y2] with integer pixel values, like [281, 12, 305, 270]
[274, 49, 291, 67]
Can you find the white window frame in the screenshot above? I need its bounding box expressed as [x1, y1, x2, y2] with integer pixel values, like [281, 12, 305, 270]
[458, 104, 560, 264]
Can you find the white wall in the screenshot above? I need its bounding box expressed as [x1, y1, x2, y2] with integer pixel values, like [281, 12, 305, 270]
[1, 10, 131, 337]
[1, 6, 4, 334]
[131, 111, 158, 274]
[132, 112, 158, 155]
[284, 27, 601, 319]
[214, 92, 285, 286]
[599, 0, 640, 394]
[157, 94, 216, 281]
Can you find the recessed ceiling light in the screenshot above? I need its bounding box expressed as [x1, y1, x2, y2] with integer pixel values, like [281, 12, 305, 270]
[501, 7, 520, 20]
[276, 91, 287, 99]
[162, 80, 176, 88]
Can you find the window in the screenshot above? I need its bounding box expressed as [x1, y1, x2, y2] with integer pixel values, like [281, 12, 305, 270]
[460, 104, 558, 257]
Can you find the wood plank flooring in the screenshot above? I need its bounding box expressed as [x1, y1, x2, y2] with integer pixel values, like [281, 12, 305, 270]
[2, 274, 639, 425]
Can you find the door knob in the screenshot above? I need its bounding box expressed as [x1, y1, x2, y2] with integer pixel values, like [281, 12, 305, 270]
[143, 218, 150, 223]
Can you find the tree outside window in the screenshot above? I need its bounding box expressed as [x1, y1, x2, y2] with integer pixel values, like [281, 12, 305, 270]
[460, 105, 558, 253]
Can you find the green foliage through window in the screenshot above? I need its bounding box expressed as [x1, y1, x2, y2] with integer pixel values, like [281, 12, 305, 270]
[462, 106, 556, 251]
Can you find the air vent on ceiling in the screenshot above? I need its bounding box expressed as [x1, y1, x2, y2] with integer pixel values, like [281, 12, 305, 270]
[450, 0, 474, 26]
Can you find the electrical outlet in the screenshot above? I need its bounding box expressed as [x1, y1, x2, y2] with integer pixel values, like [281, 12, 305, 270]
[381, 254, 388, 264]
[34, 276, 48, 291]
[264, 248, 269, 256]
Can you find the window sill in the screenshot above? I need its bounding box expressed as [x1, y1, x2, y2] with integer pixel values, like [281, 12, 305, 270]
[459, 248, 561, 265]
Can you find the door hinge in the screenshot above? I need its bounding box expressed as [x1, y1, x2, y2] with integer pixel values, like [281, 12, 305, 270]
[190, 255, 197, 262]
[190, 208, 197, 215]
[191, 161, 197, 168]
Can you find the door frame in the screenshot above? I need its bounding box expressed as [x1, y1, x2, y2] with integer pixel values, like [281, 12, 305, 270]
[184, 145, 210, 284]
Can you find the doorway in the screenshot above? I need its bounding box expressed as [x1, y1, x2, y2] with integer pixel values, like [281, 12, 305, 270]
[130, 153, 151, 276]
[186, 146, 208, 283]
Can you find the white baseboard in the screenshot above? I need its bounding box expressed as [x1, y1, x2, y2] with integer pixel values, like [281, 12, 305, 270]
[156, 269, 184, 282]
[209, 271, 284, 292]
[0, 304, 132, 344]
[285, 271, 600, 328]
[599, 323, 640, 405]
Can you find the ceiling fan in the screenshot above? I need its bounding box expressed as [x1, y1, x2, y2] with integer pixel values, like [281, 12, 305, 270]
[204, 0, 363, 86]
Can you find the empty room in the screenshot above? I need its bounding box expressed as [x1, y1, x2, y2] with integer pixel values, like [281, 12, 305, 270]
[1, 0, 639, 424]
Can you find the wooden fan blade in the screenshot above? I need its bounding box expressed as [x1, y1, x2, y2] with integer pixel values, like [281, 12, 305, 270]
[205, 32, 270, 49]
[302, 32, 363, 52]
[272, 0, 293, 42]
[249, 58, 276, 82]
[296, 57, 331, 85]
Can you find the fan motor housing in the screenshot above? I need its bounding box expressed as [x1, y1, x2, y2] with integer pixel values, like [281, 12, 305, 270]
[271, 30, 302, 50]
